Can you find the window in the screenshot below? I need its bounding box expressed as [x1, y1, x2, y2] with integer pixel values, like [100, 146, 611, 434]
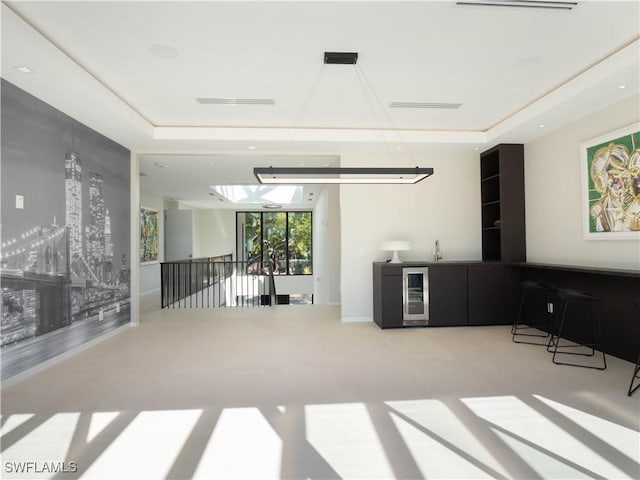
[287, 212, 312, 275]
[237, 211, 312, 275]
[262, 211, 287, 273]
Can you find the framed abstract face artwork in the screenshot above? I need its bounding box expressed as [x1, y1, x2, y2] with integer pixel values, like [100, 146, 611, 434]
[582, 123, 640, 240]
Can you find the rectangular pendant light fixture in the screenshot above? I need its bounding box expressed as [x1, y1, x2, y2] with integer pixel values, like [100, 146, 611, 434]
[254, 52, 434, 185]
[254, 167, 434, 184]
[456, 1, 578, 10]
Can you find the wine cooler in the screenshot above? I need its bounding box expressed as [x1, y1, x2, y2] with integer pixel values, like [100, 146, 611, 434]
[402, 267, 429, 326]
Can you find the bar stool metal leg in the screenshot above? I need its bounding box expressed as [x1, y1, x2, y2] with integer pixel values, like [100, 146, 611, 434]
[547, 298, 564, 353]
[628, 354, 640, 397]
[551, 288, 606, 370]
[629, 303, 640, 396]
[511, 291, 527, 337]
[512, 281, 553, 345]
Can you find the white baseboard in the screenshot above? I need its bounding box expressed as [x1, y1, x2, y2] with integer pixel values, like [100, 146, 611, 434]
[1, 323, 134, 389]
[342, 316, 373, 323]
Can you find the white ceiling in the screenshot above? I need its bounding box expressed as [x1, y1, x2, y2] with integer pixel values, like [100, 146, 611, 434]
[2, 1, 639, 208]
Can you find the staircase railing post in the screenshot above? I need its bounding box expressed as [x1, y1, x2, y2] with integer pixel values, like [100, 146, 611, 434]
[161, 263, 165, 308]
[269, 260, 276, 307]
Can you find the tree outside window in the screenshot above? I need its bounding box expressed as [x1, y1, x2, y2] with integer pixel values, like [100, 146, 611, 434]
[244, 212, 262, 269]
[263, 212, 287, 274]
[239, 211, 312, 275]
[288, 212, 312, 274]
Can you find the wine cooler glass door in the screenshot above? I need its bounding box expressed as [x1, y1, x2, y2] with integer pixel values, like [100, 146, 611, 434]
[402, 267, 429, 326]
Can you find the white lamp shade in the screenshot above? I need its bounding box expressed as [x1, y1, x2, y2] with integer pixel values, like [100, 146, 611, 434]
[381, 240, 411, 263]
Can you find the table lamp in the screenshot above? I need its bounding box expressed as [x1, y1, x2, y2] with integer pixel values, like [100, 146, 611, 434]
[381, 240, 411, 263]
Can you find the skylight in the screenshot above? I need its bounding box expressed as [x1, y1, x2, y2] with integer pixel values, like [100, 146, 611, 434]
[212, 185, 303, 205]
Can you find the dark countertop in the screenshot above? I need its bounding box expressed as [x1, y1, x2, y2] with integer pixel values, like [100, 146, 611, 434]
[374, 260, 502, 267]
[511, 261, 640, 278]
[373, 260, 640, 278]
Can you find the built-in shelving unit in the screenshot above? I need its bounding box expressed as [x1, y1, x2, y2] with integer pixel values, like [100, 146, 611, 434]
[480, 144, 526, 262]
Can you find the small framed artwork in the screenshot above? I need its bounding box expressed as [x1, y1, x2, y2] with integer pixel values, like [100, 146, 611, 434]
[581, 123, 640, 240]
[140, 206, 159, 264]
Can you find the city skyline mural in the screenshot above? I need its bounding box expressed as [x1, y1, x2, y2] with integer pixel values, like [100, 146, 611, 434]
[1, 79, 131, 381]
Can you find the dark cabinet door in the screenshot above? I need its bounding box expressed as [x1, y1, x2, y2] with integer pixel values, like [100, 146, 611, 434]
[380, 274, 404, 328]
[429, 266, 468, 326]
[373, 263, 403, 329]
[468, 264, 511, 325]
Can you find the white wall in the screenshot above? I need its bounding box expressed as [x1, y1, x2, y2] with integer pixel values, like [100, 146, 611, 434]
[164, 209, 194, 261]
[193, 209, 236, 258]
[339, 146, 481, 321]
[313, 185, 341, 305]
[327, 184, 342, 305]
[525, 94, 640, 270]
[139, 188, 164, 294]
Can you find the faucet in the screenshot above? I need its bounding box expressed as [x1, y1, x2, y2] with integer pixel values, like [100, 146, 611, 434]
[434, 240, 442, 263]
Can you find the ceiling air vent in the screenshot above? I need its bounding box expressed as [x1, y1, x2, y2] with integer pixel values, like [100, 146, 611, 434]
[196, 98, 275, 105]
[389, 102, 462, 109]
[456, 1, 578, 10]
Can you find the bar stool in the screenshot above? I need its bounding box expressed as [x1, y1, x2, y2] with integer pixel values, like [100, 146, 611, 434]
[512, 281, 554, 345]
[628, 302, 640, 396]
[549, 287, 606, 370]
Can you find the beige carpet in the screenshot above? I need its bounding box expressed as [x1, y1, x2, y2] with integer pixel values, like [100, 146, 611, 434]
[1, 304, 639, 479]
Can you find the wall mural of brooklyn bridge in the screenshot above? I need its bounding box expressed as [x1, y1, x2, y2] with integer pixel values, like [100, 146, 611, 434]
[1, 80, 131, 381]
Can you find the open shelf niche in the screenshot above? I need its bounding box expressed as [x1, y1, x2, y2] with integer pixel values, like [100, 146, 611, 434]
[480, 144, 525, 262]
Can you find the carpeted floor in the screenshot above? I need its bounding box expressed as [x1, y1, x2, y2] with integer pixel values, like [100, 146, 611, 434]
[1, 303, 639, 479]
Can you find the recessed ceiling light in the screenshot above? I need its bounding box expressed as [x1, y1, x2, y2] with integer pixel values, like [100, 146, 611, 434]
[15, 66, 33, 73]
[619, 84, 626, 90]
[474, 147, 479, 151]
[539, 124, 545, 128]
[248, 146, 256, 150]
[263, 204, 282, 209]
[154, 162, 168, 168]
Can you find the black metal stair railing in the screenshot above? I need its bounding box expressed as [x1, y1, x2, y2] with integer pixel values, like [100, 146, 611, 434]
[160, 256, 276, 308]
